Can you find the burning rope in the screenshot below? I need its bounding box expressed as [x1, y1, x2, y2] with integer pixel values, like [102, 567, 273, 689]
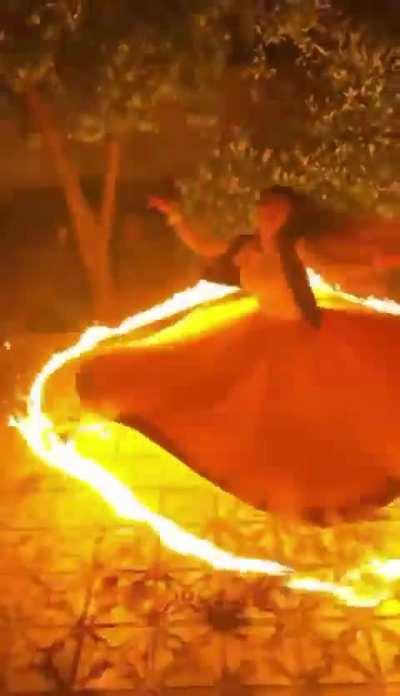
[9, 274, 400, 607]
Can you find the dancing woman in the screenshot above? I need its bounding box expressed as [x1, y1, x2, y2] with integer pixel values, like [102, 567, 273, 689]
[149, 187, 323, 328]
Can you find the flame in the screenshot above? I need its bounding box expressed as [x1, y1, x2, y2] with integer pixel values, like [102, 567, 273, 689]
[9, 275, 400, 607]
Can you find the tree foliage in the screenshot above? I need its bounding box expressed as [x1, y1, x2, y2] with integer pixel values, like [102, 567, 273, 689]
[0, 0, 398, 295]
[0, 0, 233, 140]
[177, 0, 399, 237]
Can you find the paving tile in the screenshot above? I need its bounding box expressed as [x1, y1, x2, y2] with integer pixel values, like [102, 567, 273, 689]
[0, 528, 97, 574]
[154, 627, 224, 688]
[3, 332, 400, 692]
[0, 573, 88, 625]
[1, 487, 115, 530]
[159, 487, 218, 526]
[88, 568, 192, 626]
[96, 525, 160, 573]
[1, 623, 77, 692]
[74, 625, 155, 690]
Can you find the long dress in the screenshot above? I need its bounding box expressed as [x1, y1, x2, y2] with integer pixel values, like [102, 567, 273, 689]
[76, 295, 400, 525]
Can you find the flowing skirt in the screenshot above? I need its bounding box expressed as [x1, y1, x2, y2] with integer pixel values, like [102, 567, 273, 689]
[76, 298, 400, 524]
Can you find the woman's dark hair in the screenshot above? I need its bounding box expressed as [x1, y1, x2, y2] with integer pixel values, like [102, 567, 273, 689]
[261, 185, 343, 240]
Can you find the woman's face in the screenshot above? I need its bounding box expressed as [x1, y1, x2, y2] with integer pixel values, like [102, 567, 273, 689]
[259, 195, 292, 245]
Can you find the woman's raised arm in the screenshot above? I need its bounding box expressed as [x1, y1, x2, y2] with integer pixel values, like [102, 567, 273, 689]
[149, 196, 231, 258]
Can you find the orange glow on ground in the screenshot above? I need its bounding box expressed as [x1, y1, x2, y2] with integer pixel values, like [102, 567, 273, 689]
[9, 274, 400, 607]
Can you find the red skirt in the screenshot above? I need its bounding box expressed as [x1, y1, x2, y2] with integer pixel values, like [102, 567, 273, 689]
[76, 298, 400, 525]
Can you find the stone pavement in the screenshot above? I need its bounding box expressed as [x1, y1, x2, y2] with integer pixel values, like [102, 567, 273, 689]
[1, 334, 400, 695]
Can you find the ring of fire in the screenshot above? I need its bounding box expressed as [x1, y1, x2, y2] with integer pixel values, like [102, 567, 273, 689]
[10, 271, 400, 608]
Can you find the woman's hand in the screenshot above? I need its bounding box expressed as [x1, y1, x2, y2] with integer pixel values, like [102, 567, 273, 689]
[148, 195, 231, 258]
[148, 195, 176, 218]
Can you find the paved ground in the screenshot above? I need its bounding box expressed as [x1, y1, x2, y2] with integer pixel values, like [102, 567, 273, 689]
[1, 333, 400, 695]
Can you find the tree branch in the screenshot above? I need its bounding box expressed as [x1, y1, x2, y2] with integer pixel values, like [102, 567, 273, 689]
[100, 138, 121, 236]
[26, 86, 115, 316]
[26, 86, 95, 242]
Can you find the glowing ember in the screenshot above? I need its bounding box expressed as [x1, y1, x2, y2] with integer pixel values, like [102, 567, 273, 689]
[9, 275, 400, 606]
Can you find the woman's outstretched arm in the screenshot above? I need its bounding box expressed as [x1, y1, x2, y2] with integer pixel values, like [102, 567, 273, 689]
[149, 196, 231, 258]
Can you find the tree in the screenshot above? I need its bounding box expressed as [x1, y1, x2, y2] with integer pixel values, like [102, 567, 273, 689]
[0, 0, 232, 319]
[176, 0, 399, 240]
[0, 1, 398, 317]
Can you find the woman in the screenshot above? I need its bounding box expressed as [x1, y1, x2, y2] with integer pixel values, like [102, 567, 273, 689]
[76, 276, 400, 525]
[149, 187, 323, 328]
[75, 190, 400, 525]
[149, 188, 400, 323]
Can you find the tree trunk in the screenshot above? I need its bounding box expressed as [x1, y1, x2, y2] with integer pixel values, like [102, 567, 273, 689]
[26, 87, 119, 321]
